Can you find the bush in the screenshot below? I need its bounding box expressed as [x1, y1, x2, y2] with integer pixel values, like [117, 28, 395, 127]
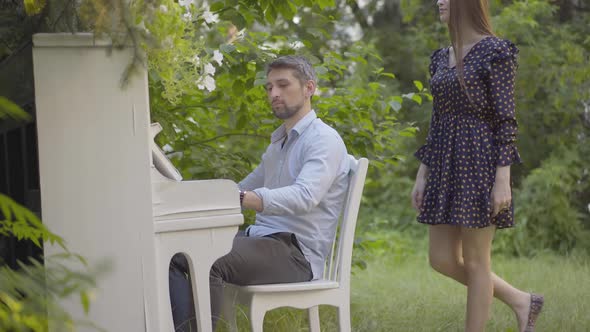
[494, 145, 590, 256]
[0, 194, 105, 332]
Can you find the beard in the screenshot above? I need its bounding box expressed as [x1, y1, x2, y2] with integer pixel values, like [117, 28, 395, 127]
[272, 101, 304, 120]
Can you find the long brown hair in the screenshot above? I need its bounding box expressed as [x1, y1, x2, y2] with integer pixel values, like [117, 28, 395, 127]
[448, 0, 494, 88]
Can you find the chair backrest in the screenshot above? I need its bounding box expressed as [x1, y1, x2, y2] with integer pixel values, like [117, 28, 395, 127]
[324, 155, 368, 285]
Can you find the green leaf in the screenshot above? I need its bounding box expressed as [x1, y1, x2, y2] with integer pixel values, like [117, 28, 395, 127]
[80, 291, 90, 314]
[0, 97, 31, 121]
[264, 5, 277, 24]
[412, 94, 422, 105]
[275, 0, 297, 20]
[220, 44, 236, 53]
[0, 197, 13, 221]
[210, 2, 225, 12]
[317, 0, 335, 10]
[368, 82, 381, 91]
[23, 0, 45, 15]
[413, 80, 424, 91]
[232, 80, 245, 94]
[220, 9, 247, 30]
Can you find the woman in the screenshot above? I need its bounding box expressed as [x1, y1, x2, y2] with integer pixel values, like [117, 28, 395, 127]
[411, 0, 544, 331]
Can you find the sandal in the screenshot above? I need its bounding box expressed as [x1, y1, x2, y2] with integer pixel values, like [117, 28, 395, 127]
[524, 293, 544, 332]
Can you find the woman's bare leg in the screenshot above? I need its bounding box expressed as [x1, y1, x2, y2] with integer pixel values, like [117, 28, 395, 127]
[461, 226, 495, 331]
[429, 225, 531, 331]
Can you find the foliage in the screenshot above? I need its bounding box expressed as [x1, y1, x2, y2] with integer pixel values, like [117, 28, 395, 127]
[494, 0, 590, 178]
[348, 0, 590, 257]
[0, 255, 106, 332]
[0, 193, 105, 332]
[34, 0, 590, 256]
[9, 0, 589, 274]
[0, 97, 31, 122]
[494, 144, 590, 256]
[146, 1, 423, 187]
[352, 229, 419, 270]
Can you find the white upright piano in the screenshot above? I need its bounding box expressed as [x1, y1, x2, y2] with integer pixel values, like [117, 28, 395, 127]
[33, 33, 243, 332]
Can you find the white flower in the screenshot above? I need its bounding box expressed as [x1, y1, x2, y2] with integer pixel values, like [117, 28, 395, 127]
[291, 40, 304, 49]
[162, 144, 173, 153]
[203, 63, 215, 75]
[192, 55, 200, 65]
[187, 117, 197, 124]
[197, 75, 216, 92]
[183, 11, 192, 21]
[178, 0, 193, 8]
[159, 5, 168, 13]
[213, 50, 223, 66]
[202, 10, 219, 24]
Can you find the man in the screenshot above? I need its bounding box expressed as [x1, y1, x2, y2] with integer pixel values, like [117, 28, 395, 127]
[170, 55, 350, 331]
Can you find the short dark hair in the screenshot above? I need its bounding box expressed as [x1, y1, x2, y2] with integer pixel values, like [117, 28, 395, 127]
[266, 55, 317, 85]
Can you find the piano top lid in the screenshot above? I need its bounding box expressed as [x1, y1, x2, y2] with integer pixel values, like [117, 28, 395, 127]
[150, 123, 241, 218]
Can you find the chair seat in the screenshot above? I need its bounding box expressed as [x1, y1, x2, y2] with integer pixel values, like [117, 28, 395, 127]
[233, 280, 340, 293]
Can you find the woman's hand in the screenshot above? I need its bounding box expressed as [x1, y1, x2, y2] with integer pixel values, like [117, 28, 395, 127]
[491, 166, 512, 217]
[412, 163, 430, 212]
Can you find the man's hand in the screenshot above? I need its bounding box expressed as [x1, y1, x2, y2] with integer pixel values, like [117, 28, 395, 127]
[411, 163, 429, 212]
[242, 191, 264, 212]
[490, 166, 512, 217]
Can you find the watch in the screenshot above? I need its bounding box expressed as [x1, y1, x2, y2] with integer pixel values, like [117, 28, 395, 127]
[240, 191, 246, 205]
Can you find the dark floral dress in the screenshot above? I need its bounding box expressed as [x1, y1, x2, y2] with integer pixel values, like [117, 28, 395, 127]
[415, 36, 521, 229]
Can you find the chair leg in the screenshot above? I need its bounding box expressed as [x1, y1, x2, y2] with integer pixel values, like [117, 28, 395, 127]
[221, 287, 238, 332]
[308, 306, 321, 332]
[337, 304, 351, 332]
[248, 302, 266, 332]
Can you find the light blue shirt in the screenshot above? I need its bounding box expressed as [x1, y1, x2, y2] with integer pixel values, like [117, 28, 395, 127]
[239, 110, 350, 279]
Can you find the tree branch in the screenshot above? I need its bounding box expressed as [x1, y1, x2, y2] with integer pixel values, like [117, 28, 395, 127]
[192, 133, 267, 145]
[165, 104, 222, 113]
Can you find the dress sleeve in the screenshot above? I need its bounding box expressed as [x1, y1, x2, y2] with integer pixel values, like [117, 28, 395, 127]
[415, 48, 444, 167]
[414, 111, 438, 167]
[484, 40, 522, 166]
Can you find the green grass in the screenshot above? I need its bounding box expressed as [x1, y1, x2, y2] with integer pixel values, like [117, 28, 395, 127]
[218, 250, 590, 331]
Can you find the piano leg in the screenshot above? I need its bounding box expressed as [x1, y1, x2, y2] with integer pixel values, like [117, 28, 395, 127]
[188, 261, 214, 332]
[154, 222, 240, 332]
[155, 246, 177, 331]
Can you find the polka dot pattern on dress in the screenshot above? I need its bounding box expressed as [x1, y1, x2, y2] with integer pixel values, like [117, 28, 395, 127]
[415, 36, 521, 229]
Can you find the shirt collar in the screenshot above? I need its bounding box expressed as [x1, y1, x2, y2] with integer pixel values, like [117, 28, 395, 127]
[271, 110, 317, 143]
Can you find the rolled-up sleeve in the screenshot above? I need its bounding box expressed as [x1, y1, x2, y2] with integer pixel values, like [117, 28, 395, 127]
[253, 133, 346, 215]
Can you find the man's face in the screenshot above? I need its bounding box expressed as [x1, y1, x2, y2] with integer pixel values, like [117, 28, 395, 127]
[265, 68, 308, 120]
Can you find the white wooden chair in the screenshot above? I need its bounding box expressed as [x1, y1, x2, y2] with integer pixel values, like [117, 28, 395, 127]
[221, 156, 369, 332]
